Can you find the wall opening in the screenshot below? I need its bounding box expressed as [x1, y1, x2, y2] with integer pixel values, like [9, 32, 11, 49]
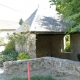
[36, 34, 65, 58]
[64, 34, 71, 53]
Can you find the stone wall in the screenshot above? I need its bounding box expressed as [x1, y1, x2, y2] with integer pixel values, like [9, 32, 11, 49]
[70, 33, 80, 61]
[15, 33, 36, 58]
[15, 33, 72, 60]
[3, 57, 80, 78]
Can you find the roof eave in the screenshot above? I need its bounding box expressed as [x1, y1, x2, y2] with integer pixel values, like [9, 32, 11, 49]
[30, 31, 65, 34]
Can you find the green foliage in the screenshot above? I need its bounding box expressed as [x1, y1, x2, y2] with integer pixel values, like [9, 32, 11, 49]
[50, 0, 80, 33]
[31, 75, 55, 80]
[1, 50, 18, 61]
[65, 41, 70, 52]
[17, 52, 30, 60]
[19, 18, 24, 25]
[9, 75, 56, 80]
[8, 33, 31, 52]
[2, 31, 32, 62]
[5, 34, 15, 51]
[65, 35, 70, 42]
[5, 40, 15, 51]
[14, 33, 27, 46]
[0, 37, 4, 45]
[10, 77, 27, 80]
[2, 49, 12, 55]
[1, 37, 18, 62]
[0, 32, 30, 62]
[64, 35, 70, 52]
[0, 54, 3, 65]
[7, 33, 30, 51]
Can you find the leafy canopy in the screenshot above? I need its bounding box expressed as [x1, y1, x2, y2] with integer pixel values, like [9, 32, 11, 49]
[50, 0, 80, 33]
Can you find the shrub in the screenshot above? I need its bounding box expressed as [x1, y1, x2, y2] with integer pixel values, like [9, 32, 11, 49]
[17, 52, 30, 60]
[1, 50, 18, 62]
[2, 49, 12, 55]
[10, 75, 56, 80]
[1, 37, 18, 62]
[2, 55, 13, 61]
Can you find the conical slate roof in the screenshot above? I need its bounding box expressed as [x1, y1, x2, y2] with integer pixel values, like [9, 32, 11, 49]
[15, 8, 38, 33]
[29, 7, 69, 33]
[15, 6, 69, 33]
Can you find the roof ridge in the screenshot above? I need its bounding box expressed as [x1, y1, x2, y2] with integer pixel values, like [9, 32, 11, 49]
[29, 7, 39, 31]
[24, 7, 38, 27]
[14, 8, 38, 33]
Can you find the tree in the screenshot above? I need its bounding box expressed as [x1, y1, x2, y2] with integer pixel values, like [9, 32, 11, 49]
[19, 18, 24, 25]
[50, 0, 80, 33]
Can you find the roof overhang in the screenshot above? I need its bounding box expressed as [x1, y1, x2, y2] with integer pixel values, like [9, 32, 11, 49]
[29, 31, 65, 34]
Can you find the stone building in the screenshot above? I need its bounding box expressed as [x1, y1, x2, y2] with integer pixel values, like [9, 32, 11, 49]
[0, 20, 20, 52]
[15, 3, 80, 61]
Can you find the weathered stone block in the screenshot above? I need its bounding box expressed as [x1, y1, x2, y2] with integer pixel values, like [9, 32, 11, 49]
[3, 57, 80, 77]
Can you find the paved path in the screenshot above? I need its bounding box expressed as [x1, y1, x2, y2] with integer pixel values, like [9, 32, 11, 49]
[0, 67, 4, 80]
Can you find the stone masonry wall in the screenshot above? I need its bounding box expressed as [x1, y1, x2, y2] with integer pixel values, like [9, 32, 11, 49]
[3, 57, 80, 78]
[15, 34, 36, 58]
[70, 33, 80, 61]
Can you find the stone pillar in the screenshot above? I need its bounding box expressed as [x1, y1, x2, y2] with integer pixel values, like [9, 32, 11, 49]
[27, 34, 36, 58]
[51, 35, 64, 57]
[70, 33, 80, 61]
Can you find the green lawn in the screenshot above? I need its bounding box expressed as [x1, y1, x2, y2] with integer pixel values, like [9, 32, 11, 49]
[9, 75, 57, 80]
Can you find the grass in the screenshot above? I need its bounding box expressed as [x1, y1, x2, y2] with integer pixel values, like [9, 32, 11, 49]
[9, 75, 57, 80]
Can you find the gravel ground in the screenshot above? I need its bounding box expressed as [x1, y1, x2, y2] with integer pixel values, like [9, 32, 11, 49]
[0, 67, 80, 80]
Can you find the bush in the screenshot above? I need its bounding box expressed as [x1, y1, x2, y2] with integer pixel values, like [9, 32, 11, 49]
[1, 37, 18, 62]
[10, 75, 56, 80]
[2, 49, 12, 55]
[17, 52, 30, 60]
[1, 50, 18, 62]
